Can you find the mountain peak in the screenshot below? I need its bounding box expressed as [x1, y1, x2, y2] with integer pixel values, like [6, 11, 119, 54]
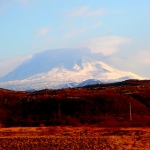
[0, 48, 143, 90]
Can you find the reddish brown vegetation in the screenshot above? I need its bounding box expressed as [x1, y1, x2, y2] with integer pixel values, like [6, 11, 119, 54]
[0, 79, 150, 127]
[0, 127, 150, 149]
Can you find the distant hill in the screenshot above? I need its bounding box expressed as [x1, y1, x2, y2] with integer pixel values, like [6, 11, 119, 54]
[0, 80, 149, 127]
[77, 79, 103, 87]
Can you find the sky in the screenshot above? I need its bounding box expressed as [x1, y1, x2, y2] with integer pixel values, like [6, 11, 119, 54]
[0, 0, 150, 78]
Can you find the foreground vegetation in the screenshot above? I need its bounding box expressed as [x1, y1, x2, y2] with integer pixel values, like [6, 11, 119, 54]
[0, 126, 149, 149]
[0, 79, 150, 127]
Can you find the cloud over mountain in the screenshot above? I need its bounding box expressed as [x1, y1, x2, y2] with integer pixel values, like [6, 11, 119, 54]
[85, 36, 131, 55]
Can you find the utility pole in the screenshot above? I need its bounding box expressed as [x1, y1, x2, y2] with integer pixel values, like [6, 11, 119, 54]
[129, 103, 132, 121]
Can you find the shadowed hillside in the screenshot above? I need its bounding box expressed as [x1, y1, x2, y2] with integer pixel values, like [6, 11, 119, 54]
[0, 80, 150, 127]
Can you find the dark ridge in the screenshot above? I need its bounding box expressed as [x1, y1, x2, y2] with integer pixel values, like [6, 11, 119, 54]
[84, 79, 150, 88]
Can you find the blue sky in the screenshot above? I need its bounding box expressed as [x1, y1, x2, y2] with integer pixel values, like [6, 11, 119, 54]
[0, 0, 150, 78]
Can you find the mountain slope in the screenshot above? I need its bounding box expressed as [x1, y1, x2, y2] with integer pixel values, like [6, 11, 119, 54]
[0, 48, 143, 90]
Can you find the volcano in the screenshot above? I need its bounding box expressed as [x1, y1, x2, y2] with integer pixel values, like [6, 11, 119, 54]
[0, 48, 143, 90]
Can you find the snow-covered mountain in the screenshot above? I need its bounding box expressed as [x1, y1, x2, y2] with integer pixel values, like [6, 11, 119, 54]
[0, 48, 143, 90]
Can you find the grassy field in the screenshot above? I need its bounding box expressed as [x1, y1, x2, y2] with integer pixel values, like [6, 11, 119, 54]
[0, 126, 149, 150]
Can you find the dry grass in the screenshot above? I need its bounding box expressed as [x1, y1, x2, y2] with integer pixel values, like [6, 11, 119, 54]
[0, 126, 149, 150]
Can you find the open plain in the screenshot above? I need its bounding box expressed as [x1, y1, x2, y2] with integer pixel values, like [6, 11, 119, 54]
[0, 126, 149, 150]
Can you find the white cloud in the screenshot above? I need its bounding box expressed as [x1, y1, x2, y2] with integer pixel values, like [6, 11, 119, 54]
[0, 6, 5, 13]
[42, 37, 56, 44]
[89, 9, 105, 16]
[63, 27, 87, 39]
[84, 36, 131, 55]
[0, 3, 9, 13]
[18, 0, 28, 4]
[0, 56, 30, 78]
[1, 0, 30, 5]
[0, 8, 4, 13]
[30, 37, 56, 53]
[107, 49, 150, 78]
[15, 0, 29, 5]
[35, 26, 50, 37]
[92, 21, 103, 28]
[66, 6, 89, 17]
[0, 0, 29, 13]
[137, 50, 150, 64]
[66, 6, 106, 17]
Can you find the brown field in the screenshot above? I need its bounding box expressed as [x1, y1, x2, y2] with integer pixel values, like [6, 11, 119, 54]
[0, 126, 149, 150]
